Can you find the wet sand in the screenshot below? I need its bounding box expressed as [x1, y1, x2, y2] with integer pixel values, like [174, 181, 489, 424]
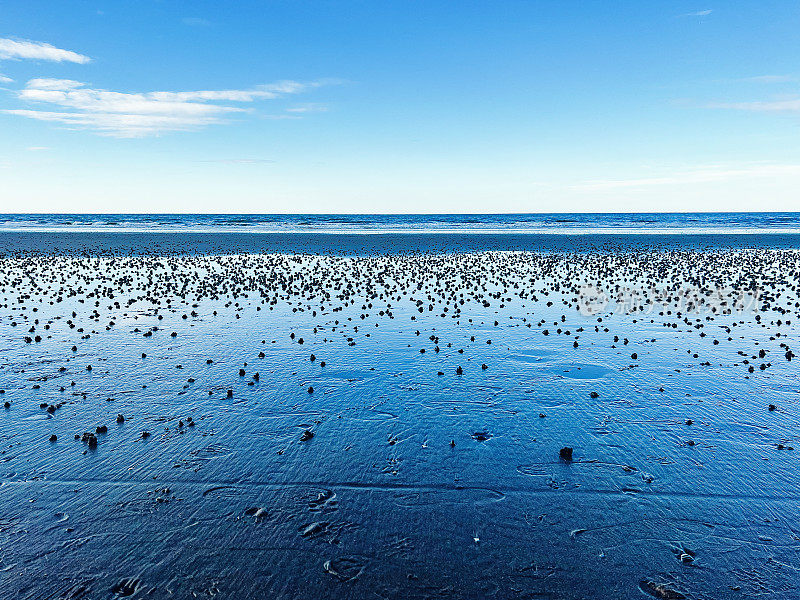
[1, 234, 799, 599]
[3, 230, 800, 254]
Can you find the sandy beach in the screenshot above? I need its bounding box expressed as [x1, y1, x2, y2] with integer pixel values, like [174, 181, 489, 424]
[1, 232, 798, 599]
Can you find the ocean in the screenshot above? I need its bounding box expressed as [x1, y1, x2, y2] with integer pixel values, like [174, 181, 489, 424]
[2, 212, 800, 234]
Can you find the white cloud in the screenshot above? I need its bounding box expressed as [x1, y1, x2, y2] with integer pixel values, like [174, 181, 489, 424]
[6, 78, 332, 137]
[199, 158, 276, 164]
[5, 109, 225, 137]
[286, 103, 328, 113]
[26, 78, 85, 90]
[573, 163, 800, 190]
[738, 75, 795, 84]
[0, 38, 90, 63]
[0, 74, 12, 83]
[148, 81, 311, 103]
[681, 9, 712, 17]
[19, 80, 244, 116]
[708, 98, 800, 112]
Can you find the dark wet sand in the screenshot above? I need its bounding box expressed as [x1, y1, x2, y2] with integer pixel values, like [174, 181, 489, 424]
[4, 230, 800, 254]
[1, 234, 799, 599]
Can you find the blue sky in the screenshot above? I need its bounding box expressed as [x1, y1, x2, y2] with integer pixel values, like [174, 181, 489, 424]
[1, 1, 800, 213]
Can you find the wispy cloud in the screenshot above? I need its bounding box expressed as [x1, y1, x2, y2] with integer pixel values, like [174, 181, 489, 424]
[26, 78, 85, 90]
[736, 74, 795, 84]
[286, 103, 329, 113]
[4, 109, 229, 137]
[198, 158, 276, 164]
[0, 74, 12, 83]
[573, 163, 800, 190]
[0, 38, 90, 63]
[708, 98, 800, 112]
[680, 9, 712, 17]
[6, 78, 334, 137]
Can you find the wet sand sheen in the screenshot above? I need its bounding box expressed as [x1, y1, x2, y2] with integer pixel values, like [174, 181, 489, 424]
[0, 239, 798, 599]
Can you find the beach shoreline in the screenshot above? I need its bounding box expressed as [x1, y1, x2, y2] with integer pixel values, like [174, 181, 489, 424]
[3, 230, 800, 255]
